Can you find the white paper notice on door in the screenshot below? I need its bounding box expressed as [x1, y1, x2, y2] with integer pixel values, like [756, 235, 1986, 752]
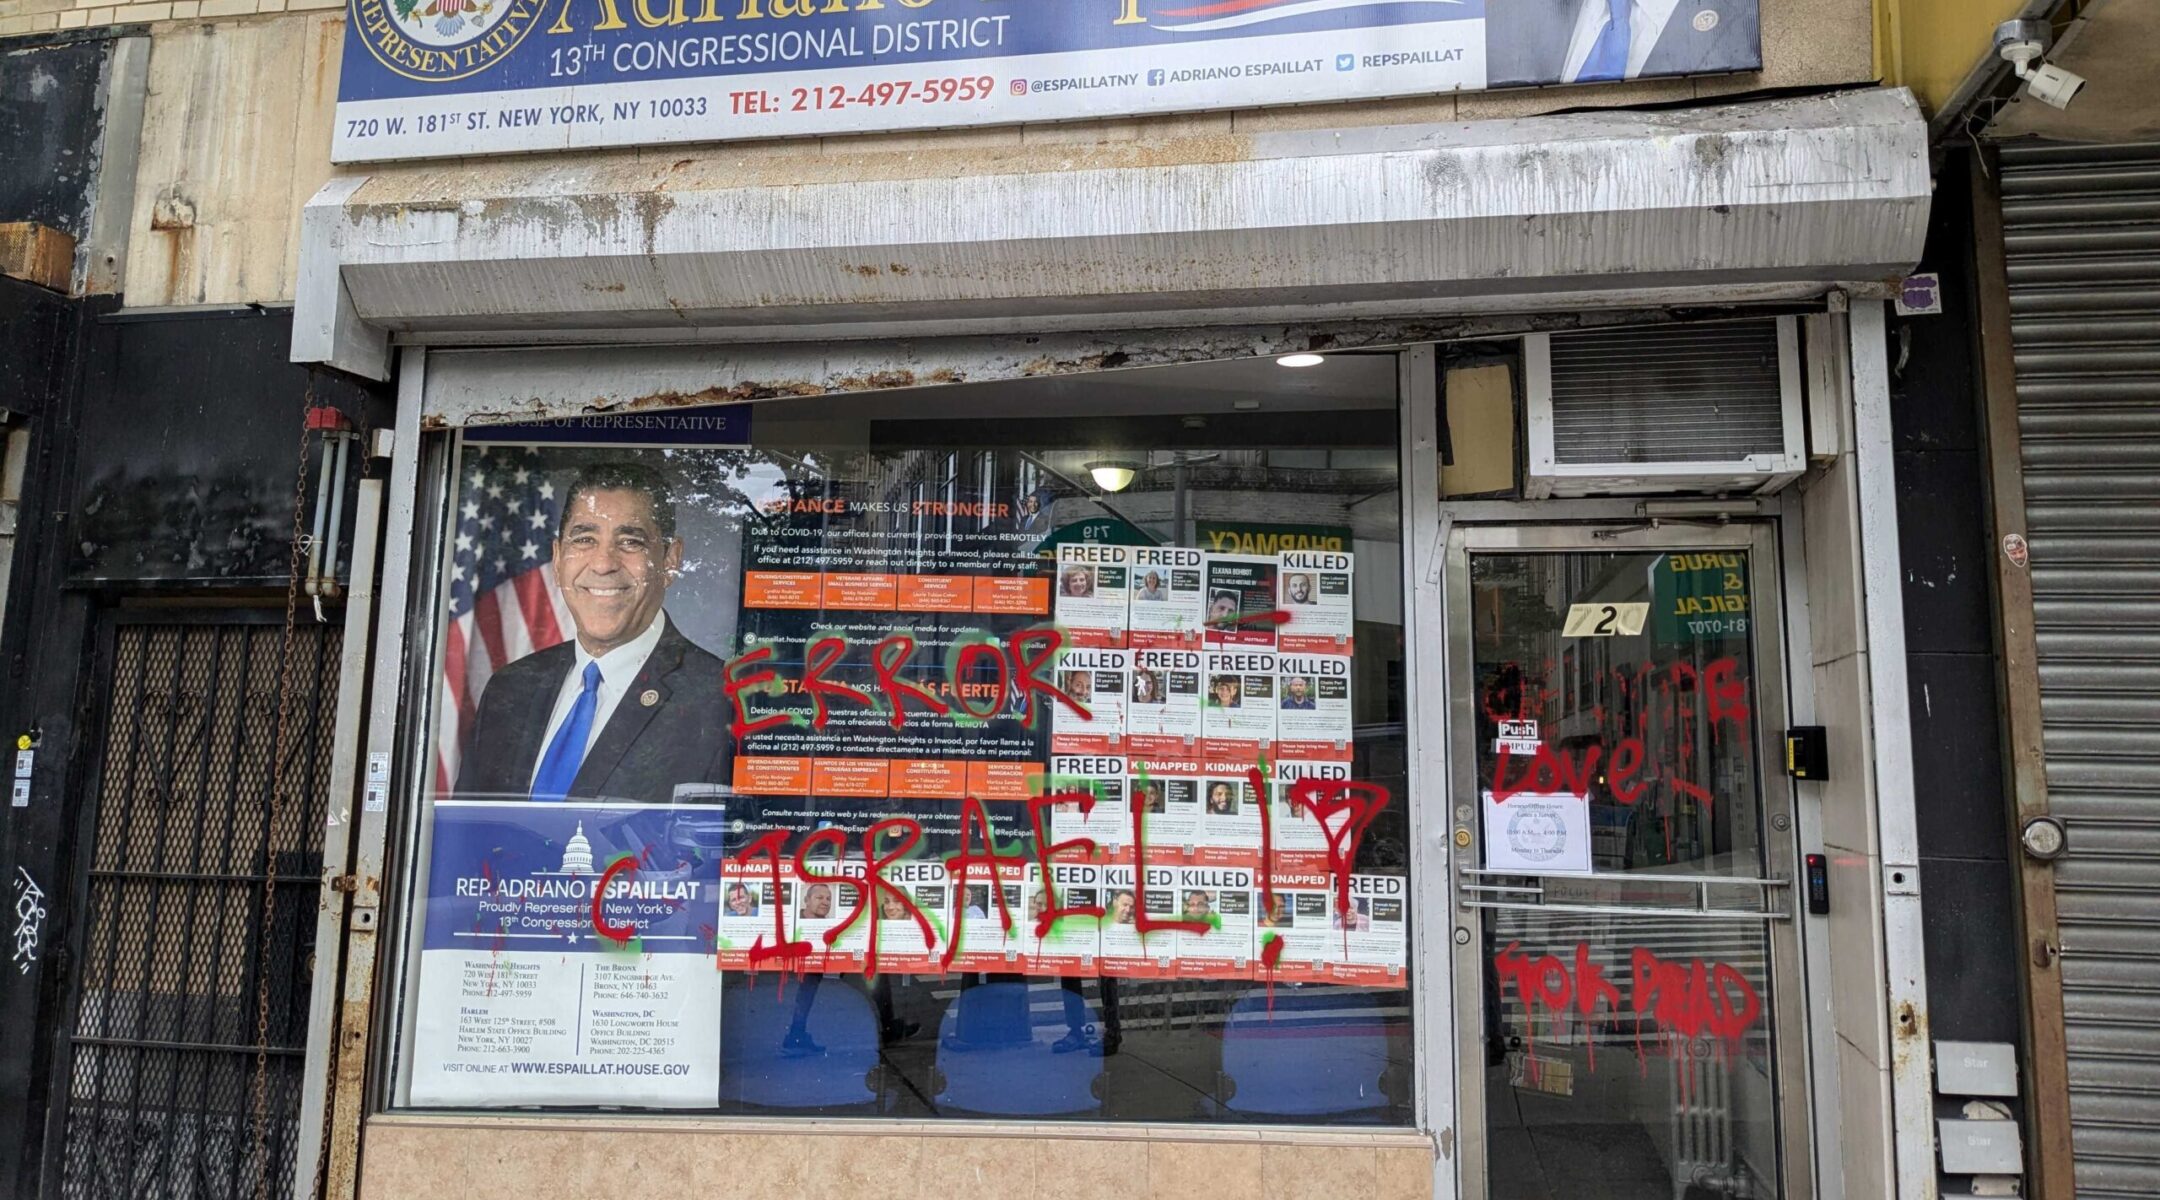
[1480, 790, 1592, 874]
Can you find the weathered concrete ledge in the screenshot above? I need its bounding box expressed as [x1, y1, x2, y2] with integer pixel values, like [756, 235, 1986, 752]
[294, 88, 1930, 380]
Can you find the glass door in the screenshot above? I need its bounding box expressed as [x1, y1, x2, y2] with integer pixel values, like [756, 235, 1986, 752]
[1447, 523, 1811, 1200]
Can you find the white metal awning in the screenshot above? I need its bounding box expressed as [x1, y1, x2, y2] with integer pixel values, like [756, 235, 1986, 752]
[293, 88, 1930, 381]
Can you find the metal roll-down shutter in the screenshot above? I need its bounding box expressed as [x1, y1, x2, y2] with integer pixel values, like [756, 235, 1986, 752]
[2001, 140, 2160, 1200]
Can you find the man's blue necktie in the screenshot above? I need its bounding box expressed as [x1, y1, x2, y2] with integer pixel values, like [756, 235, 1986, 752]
[531, 661, 602, 802]
[1577, 0, 1632, 83]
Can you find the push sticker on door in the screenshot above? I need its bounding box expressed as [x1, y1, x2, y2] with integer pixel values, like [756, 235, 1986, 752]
[1494, 719, 1541, 756]
[1562, 602, 1649, 637]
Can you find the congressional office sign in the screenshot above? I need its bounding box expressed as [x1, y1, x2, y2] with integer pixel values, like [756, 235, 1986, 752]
[336, 0, 1762, 162]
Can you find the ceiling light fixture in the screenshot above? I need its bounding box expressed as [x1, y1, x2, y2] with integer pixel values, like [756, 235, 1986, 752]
[1087, 460, 1141, 492]
[1276, 353, 1326, 368]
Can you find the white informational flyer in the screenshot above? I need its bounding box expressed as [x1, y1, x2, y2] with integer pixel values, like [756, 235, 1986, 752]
[1252, 871, 1336, 982]
[1203, 553, 1279, 647]
[1128, 546, 1207, 647]
[1480, 789, 1594, 875]
[1336, 872, 1410, 984]
[408, 801, 721, 1107]
[1202, 648, 1277, 755]
[1126, 647, 1203, 754]
[1055, 543, 1131, 645]
[1047, 754, 1131, 857]
[1196, 772, 1263, 865]
[1053, 646, 1130, 755]
[1128, 767, 1201, 853]
[1021, 860, 1102, 973]
[1273, 651, 1353, 761]
[1277, 549, 1356, 652]
[948, 863, 1028, 970]
[797, 860, 868, 966]
[872, 858, 950, 974]
[1099, 863, 1179, 978]
[1177, 864, 1257, 979]
[717, 867, 789, 971]
[1272, 759, 1347, 858]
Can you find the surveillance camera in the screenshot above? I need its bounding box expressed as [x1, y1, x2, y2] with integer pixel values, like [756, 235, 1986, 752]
[2024, 61, 2087, 110]
[1994, 19, 2049, 68]
[1994, 19, 2085, 111]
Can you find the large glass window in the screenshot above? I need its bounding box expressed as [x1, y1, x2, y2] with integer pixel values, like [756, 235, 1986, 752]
[391, 354, 1415, 1124]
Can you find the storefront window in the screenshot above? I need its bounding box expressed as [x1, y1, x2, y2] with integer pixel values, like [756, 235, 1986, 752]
[391, 356, 1414, 1124]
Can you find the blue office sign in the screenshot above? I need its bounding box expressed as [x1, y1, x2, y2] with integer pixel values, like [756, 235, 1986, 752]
[336, 0, 1760, 161]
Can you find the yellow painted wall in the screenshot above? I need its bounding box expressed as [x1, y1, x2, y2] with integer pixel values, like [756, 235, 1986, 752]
[1875, 0, 2026, 115]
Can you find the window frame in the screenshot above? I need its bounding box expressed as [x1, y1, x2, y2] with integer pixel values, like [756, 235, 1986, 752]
[357, 343, 1451, 1146]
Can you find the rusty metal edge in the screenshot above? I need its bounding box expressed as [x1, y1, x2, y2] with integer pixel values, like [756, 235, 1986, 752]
[323, 350, 427, 1200]
[1967, 146, 2076, 1200]
[292, 470, 386, 1199]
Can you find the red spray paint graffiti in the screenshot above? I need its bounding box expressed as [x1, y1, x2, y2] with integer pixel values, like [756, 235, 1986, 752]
[1492, 940, 1763, 1086]
[1484, 655, 1754, 862]
[598, 616, 1397, 1001]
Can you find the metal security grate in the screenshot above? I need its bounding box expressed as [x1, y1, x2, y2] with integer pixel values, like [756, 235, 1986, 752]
[54, 618, 339, 1200]
[2001, 140, 2160, 1200]
[1548, 322, 1789, 464]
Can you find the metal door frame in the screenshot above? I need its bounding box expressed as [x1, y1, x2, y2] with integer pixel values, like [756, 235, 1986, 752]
[1442, 519, 1815, 1200]
[39, 606, 334, 1200]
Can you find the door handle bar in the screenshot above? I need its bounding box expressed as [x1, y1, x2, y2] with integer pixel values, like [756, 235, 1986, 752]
[1455, 869, 1794, 921]
[1456, 899, 1791, 922]
[1460, 868, 1793, 888]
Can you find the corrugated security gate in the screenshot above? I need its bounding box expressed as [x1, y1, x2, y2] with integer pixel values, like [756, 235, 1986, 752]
[2000, 140, 2160, 1200]
[48, 616, 339, 1200]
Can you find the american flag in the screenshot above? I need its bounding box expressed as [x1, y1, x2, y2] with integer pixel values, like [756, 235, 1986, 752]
[437, 446, 574, 794]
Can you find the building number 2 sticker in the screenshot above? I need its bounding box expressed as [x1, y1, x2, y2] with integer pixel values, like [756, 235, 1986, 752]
[1561, 602, 1650, 637]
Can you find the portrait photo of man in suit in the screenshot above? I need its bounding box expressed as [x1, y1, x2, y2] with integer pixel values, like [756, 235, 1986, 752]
[452, 460, 733, 805]
[1486, 0, 1760, 88]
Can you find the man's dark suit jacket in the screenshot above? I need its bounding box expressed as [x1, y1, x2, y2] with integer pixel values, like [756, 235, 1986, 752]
[452, 618, 732, 805]
[1486, 0, 1761, 88]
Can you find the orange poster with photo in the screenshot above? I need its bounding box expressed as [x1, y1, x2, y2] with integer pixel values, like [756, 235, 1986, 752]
[972, 575, 1050, 616]
[896, 574, 975, 613]
[743, 571, 822, 609]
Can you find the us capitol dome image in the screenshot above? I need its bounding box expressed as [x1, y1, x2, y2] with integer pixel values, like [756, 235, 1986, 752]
[558, 823, 595, 876]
